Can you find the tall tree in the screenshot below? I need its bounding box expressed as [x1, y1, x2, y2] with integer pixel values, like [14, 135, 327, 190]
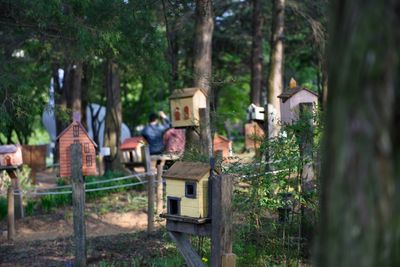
[192, 0, 214, 158]
[250, 0, 264, 106]
[266, 0, 285, 136]
[104, 60, 123, 172]
[317, 0, 400, 266]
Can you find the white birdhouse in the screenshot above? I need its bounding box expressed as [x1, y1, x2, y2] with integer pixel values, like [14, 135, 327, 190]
[246, 103, 265, 121]
[169, 88, 207, 128]
[278, 78, 318, 124]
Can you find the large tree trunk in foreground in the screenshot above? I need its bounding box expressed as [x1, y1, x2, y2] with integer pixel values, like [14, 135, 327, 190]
[250, 0, 264, 106]
[266, 0, 285, 137]
[317, 1, 400, 266]
[104, 60, 123, 172]
[191, 0, 214, 158]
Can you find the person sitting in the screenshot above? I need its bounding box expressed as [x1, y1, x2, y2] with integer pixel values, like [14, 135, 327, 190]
[141, 111, 170, 155]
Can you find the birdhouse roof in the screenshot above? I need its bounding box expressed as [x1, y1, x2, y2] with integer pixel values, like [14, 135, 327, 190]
[56, 121, 98, 147]
[164, 161, 210, 181]
[0, 145, 18, 154]
[278, 87, 318, 101]
[214, 134, 230, 143]
[169, 87, 208, 99]
[120, 137, 145, 150]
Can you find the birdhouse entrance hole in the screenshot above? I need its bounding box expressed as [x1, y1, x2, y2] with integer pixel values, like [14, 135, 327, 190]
[5, 156, 11, 166]
[185, 181, 196, 198]
[167, 197, 181, 215]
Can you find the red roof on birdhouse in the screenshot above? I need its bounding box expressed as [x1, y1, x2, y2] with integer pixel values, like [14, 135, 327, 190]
[120, 137, 145, 150]
[56, 121, 97, 147]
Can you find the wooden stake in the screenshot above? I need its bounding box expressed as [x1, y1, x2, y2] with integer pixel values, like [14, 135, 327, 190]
[156, 160, 164, 215]
[143, 146, 155, 233]
[169, 231, 205, 267]
[211, 174, 235, 267]
[199, 108, 212, 158]
[7, 186, 15, 241]
[71, 143, 87, 267]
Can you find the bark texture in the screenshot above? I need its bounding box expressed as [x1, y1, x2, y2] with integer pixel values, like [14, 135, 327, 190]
[317, 1, 400, 266]
[192, 0, 214, 158]
[250, 0, 264, 106]
[104, 60, 123, 172]
[267, 0, 285, 136]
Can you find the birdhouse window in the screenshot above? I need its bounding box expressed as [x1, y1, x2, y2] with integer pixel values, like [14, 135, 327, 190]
[86, 155, 92, 167]
[174, 107, 181, 121]
[73, 125, 80, 137]
[185, 181, 197, 199]
[84, 143, 89, 153]
[167, 197, 181, 215]
[183, 106, 189, 120]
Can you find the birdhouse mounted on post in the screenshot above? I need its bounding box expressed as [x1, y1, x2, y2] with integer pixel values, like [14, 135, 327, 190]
[169, 88, 207, 128]
[246, 103, 265, 121]
[0, 145, 23, 168]
[120, 136, 145, 164]
[163, 161, 210, 219]
[57, 115, 97, 177]
[278, 78, 318, 124]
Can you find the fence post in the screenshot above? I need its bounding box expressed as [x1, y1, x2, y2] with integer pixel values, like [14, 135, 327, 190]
[211, 174, 235, 267]
[156, 161, 164, 215]
[71, 143, 87, 267]
[7, 186, 15, 241]
[143, 146, 155, 233]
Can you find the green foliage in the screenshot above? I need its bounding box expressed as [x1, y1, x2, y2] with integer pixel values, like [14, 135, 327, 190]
[226, 109, 323, 265]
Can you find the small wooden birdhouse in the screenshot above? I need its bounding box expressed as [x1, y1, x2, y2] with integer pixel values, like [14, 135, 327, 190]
[213, 134, 232, 159]
[120, 136, 145, 164]
[164, 162, 210, 218]
[169, 88, 207, 128]
[246, 103, 265, 121]
[278, 78, 318, 124]
[0, 145, 23, 168]
[57, 119, 97, 177]
[245, 121, 265, 150]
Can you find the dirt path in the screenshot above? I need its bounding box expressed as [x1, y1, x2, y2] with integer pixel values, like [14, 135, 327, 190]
[0, 231, 174, 267]
[0, 209, 151, 242]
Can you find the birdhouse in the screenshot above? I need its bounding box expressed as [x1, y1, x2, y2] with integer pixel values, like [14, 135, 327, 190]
[213, 134, 233, 159]
[120, 136, 145, 164]
[246, 103, 265, 121]
[57, 119, 97, 177]
[169, 88, 207, 128]
[245, 121, 265, 150]
[164, 162, 210, 218]
[0, 145, 23, 168]
[278, 78, 318, 124]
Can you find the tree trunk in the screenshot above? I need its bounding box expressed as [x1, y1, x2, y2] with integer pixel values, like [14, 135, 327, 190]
[162, 0, 179, 94]
[317, 1, 400, 266]
[103, 60, 123, 172]
[321, 56, 328, 110]
[266, 0, 285, 137]
[193, 0, 214, 158]
[53, 63, 67, 164]
[250, 0, 264, 106]
[66, 62, 83, 116]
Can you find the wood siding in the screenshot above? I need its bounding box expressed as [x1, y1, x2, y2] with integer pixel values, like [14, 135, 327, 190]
[59, 122, 97, 177]
[166, 174, 208, 218]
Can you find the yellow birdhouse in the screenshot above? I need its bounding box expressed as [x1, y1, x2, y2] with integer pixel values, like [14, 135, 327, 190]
[164, 161, 210, 218]
[169, 88, 207, 128]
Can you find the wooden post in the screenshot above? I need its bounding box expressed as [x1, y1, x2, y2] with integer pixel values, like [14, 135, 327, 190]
[143, 146, 155, 233]
[156, 160, 164, 215]
[6, 170, 24, 219]
[71, 143, 87, 267]
[169, 231, 205, 267]
[199, 108, 212, 157]
[211, 174, 235, 267]
[7, 186, 15, 241]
